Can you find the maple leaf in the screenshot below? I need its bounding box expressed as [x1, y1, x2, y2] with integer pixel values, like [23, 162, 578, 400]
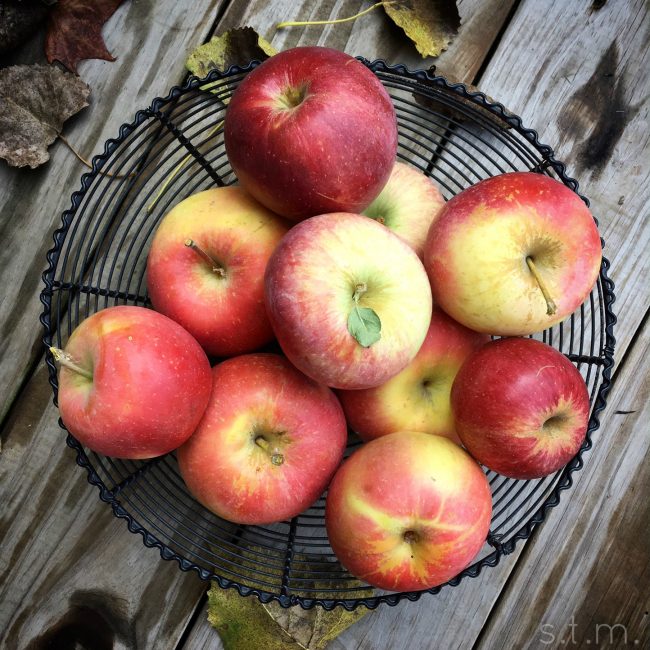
[0, 64, 90, 168]
[45, 0, 126, 73]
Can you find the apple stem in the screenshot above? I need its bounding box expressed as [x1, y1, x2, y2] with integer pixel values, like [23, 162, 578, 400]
[276, 1, 395, 29]
[49, 347, 93, 380]
[352, 282, 367, 304]
[185, 239, 226, 277]
[526, 256, 557, 315]
[255, 436, 284, 466]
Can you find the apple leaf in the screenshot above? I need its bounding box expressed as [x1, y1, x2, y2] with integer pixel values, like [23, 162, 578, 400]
[186, 26, 277, 79]
[348, 305, 381, 348]
[384, 0, 461, 58]
[0, 0, 50, 55]
[45, 0, 126, 73]
[0, 63, 90, 168]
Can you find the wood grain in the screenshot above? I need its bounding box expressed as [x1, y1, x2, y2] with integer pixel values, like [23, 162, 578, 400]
[0, 0, 230, 422]
[476, 0, 649, 353]
[0, 0, 229, 647]
[179, 1, 648, 648]
[213, 0, 517, 82]
[0, 363, 207, 649]
[1, 0, 648, 649]
[476, 319, 650, 650]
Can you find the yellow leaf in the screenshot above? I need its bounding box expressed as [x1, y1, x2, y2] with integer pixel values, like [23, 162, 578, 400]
[186, 26, 277, 78]
[384, 0, 461, 58]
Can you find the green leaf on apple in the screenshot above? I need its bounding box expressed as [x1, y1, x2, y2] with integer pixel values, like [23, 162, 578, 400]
[348, 305, 381, 348]
[383, 0, 460, 58]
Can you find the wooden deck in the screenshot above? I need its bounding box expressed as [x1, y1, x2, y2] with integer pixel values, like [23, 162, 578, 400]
[1, 0, 648, 648]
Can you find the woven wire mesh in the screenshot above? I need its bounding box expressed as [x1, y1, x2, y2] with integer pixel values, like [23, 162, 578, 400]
[40, 60, 616, 610]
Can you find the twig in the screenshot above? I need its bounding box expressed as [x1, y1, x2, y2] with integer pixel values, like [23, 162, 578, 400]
[276, 1, 395, 29]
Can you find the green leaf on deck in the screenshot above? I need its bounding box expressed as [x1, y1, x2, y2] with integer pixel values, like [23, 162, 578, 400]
[206, 584, 370, 650]
[0, 64, 90, 168]
[186, 26, 277, 79]
[206, 549, 373, 649]
[384, 0, 461, 58]
[263, 598, 370, 650]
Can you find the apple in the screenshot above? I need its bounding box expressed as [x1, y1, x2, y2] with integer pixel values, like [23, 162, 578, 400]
[52, 305, 212, 459]
[146, 186, 288, 357]
[264, 212, 433, 390]
[423, 171, 602, 335]
[224, 46, 398, 222]
[337, 307, 489, 444]
[177, 353, 348, 525]
[325, 431, 492, 592]
[362, 161, 445, 258]
[451, 337, 590, 479]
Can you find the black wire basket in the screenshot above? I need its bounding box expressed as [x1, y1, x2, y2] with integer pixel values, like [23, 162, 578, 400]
[40, 59, 616, 610]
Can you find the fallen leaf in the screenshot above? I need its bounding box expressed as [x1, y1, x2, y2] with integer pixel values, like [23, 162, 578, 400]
[45, 0, 126, 73]
[384, 0, 460, 58]
[206, 547, 372, 650]
[186, 26, 277, 79]
[0, 0, 50, 55]
[263, 597, 370, 650]
[0, 64, 90, 168]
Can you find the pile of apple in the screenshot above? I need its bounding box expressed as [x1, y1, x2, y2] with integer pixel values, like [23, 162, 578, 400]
[51, 47, 603, 594]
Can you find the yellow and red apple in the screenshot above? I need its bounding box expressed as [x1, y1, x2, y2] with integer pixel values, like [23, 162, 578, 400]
[451, 337, 590, 479]
[224, 46, 398, 221]
[146, 186, 288, 357]
[264, 212, 433, 389]
[177, 353, 348, 525]
[423, 172, 602, 335]
[53, 305, 212, 459]
[363, 161, 445, 259]
[325, 431, 492, 592]
[337, 307, 489, 443]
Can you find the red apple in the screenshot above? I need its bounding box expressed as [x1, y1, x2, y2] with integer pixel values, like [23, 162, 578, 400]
[362, 161, 445, 259]
[177, 353, 348, 525]
[146, 186, 288, 357]
[451, 337, 590, 479]
[264, 212, 433, 390]
[52, 305, 212, 459]
[423, 172, 602, 335]
[325, 431, 492, 592]
[337, 307, 489, 444]
[224, 46, 398, 221]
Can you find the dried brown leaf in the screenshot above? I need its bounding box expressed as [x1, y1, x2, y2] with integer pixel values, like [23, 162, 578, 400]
[45, 0, 126, 73]
[384, 0, 460, 58]
[0, 64, 90, 168]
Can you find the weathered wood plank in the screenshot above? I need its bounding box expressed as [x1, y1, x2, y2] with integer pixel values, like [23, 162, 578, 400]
[1, 2, 647, 650]
[0, 363, 207, 649]
[180, 0, 648, 648]
[0, 0, 229, 422]
[213, 0, 517, 82]
[475, 0, 650, 355]
[476, 319, 649, 650]
[0, 1, 230, 647]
